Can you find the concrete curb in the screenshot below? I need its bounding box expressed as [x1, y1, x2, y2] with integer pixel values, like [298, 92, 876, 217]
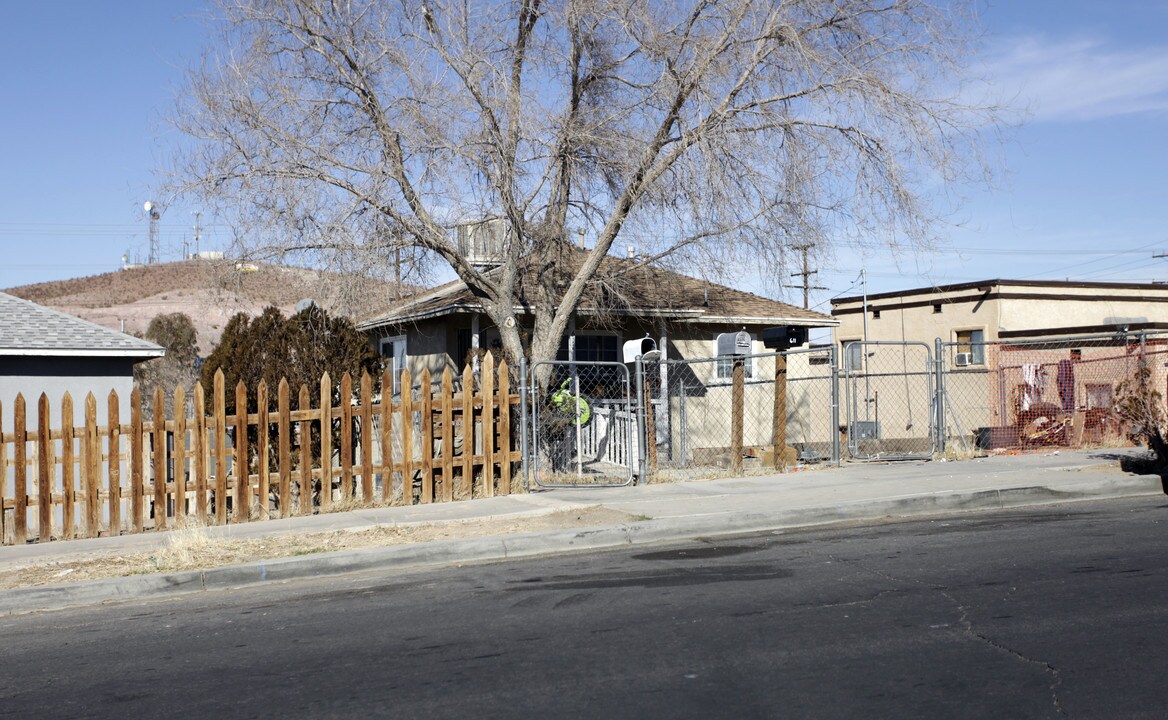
[0, 474, 1160, 616]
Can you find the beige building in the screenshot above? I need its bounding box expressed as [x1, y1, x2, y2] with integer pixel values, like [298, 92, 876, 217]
[832, 278, 1168, 360]
[832, 280, 1168, 450]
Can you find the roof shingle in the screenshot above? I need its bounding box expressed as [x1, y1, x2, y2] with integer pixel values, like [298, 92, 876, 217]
[360, 252, 835, 329]
[0, 292, 165, 358]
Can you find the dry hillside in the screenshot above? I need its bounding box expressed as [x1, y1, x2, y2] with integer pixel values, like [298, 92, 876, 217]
[5, 260, 404, 355]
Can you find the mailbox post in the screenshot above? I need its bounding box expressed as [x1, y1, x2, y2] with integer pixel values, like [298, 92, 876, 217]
[716, 330, 751, 474]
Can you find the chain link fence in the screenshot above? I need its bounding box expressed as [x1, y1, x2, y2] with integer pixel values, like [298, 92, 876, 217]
[636, 347, 838, 479]
[939, 331, 1165, 453]
[516, 330, 1161, 486]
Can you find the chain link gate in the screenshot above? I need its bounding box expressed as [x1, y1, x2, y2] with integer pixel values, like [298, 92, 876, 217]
[635, 347, 840, 476]
[842, 341, 936, 460]
[528, 360, 637, 487]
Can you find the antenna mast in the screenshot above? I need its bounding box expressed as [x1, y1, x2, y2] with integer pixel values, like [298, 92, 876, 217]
[144, 201, 163, 264]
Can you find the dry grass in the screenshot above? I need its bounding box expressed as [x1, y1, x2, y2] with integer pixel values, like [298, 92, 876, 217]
[0, 506, 638, 591]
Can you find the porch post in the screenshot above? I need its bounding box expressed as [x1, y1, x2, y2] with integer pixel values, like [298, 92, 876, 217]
[471, 313, 481, 375]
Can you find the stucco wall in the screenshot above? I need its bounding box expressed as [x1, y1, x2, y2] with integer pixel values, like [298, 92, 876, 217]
[834, 297, 1000, 347]
[834, 283, 1168, 349]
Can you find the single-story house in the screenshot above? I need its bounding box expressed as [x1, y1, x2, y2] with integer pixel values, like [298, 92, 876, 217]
[357, 250, 837, 394]
[0, 291, 165, 426]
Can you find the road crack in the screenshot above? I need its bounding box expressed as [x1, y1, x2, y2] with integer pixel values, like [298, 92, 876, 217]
[941, 589, 1066, 718]
[832, 554, 1067, 717]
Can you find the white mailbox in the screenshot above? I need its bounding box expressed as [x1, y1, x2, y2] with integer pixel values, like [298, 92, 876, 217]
[623, 337, 658, 363]
[716, 330, 751, 356]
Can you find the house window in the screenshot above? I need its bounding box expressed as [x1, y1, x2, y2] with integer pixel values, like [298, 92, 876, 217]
[871, 309, 881, 319]
[933, 303, 943, 314]
[556, 334, 619, 363]
[955, 329, 985, 365]
[713, 333, 755, 380]
[379, 335, 407, 394]
[716, 354, 753, 380]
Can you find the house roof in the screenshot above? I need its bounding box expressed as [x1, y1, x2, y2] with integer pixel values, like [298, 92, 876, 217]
[359, 252, 836, 331]
[0, 292, 165, 358]
[831, 278, 1168, 306]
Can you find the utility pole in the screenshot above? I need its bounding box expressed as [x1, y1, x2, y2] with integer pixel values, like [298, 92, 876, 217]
[789, 244, 827, 308]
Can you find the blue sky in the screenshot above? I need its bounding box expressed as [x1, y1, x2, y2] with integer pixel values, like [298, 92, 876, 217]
[1, 1, 1166, 313]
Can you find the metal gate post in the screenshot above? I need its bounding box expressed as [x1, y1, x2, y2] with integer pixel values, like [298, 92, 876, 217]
[679, 379, 688, 469]
[934, 337, 945, 456]
[519, 356, 530, 491]
[831, 345, 841, 466]
[634, 355, 646, 485]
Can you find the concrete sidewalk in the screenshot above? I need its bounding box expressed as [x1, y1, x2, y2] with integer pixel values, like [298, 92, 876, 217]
[1, 448, 1163, 615]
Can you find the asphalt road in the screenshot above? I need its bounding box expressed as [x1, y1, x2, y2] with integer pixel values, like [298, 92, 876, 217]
[3, 496, 1167, 719]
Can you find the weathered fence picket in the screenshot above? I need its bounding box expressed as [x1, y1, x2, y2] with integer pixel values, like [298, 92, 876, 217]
[482, 354, 496, 498]
[278, 378, 291, 518]
[153, 387, 167, 531]
[460, 365, 474, 499]
[108, 391, 121, 532]
[37, 394, 52, 541]
[379, 369, 394, 504]
[441, 369, 454, 503]
[14, 395, 27, 544]
[194, 383, 208, 522]
[62, 393, 76, 538]
[360, 372, 373, 504]
[130, 388, 144, 533]
[214, 371, 228, 525]
[256, 380, 269, 521]
[234, 380, 249, 523]
[84, 394, 100, 538]
[340, 372, 353, 501]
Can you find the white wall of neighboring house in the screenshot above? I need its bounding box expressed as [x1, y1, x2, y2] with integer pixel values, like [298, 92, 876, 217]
[0, 357, 138, 428]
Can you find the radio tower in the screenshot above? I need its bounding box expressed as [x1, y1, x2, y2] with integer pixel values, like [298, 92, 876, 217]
[143, 201, 162, 264]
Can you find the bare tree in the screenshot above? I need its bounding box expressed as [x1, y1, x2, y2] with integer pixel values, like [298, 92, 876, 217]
[171, 0, 996, 365]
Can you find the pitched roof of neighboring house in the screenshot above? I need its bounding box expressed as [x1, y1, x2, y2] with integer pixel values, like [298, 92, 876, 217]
[0, 292, 165, 358]
[359, 253, 835, 331]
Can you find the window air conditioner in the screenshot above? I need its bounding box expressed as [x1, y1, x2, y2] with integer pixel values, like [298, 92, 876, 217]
[955, 352, 973, 367]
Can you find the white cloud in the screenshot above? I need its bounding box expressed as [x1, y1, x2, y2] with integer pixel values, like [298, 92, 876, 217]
[977, 36, 1168, 122]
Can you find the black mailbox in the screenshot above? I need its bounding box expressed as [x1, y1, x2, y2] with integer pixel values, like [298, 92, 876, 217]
[762, 326, 808, 349]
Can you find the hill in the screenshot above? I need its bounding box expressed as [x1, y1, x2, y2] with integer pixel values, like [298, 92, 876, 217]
[5, 260, 404, 355]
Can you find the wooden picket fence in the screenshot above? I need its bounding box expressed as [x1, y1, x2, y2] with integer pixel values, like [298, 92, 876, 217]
[0, 354, 520, 545]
